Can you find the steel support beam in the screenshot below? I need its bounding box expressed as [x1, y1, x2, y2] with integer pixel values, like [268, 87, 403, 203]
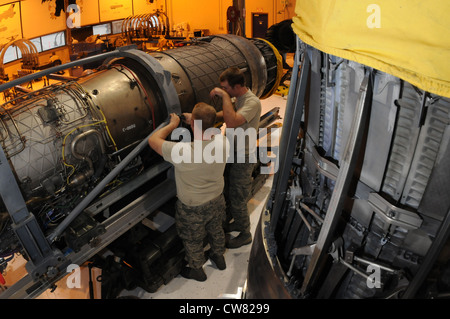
[269, 39, 309, 233]
[0, 141, 65, 281]
[0, 178, 176, 299]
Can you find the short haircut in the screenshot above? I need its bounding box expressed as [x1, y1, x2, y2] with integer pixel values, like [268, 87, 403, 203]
[192, 102, 217, 130]
[219, 66, 245, 88]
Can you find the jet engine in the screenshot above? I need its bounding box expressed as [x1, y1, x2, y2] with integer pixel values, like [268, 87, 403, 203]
[246, 37, 450, 299]
[0, 34, 282, 298]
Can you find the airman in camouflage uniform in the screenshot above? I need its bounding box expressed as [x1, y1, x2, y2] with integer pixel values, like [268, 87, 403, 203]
[175, 194, 226, 270]
[210, 67, 261, 248]
[224, 162, 254, 234]
[148, 102, 229, 282]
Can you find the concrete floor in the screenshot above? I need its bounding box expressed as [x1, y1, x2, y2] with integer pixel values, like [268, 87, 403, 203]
[119, 94, 287, 299]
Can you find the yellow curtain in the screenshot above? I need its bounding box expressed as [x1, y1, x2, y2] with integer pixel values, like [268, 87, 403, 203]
[292, 0, 450, 98]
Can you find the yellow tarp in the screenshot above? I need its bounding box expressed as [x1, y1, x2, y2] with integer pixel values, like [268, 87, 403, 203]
[292, 1, 450, 98]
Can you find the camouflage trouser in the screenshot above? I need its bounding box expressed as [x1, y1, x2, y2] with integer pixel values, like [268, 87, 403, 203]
[224, 162, 254, 233]
[175, 194, 226, 269]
